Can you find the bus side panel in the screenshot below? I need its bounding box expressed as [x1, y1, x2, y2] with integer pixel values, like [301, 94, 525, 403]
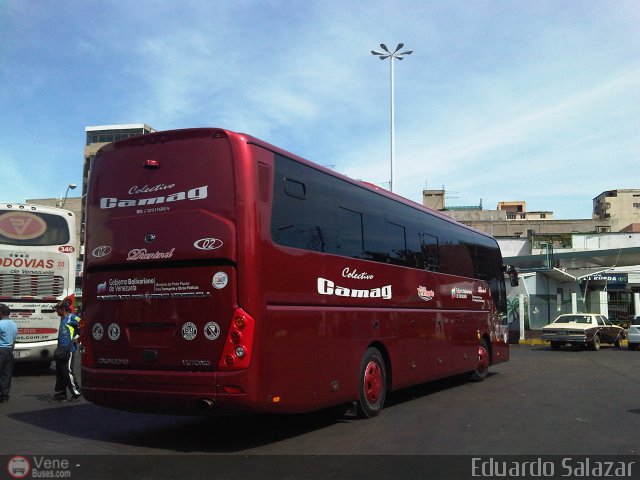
[260, 238, 501, 400]
[388, 310, 441, 390]
[316, 309, 362, 407]
[264, 306, 320, 412]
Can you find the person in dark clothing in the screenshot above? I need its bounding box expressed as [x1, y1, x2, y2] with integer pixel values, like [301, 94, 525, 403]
[0, 303, 18, 403]
[49, 300, 82, 402]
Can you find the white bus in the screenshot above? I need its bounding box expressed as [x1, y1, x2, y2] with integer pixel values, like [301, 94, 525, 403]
[0, 203, 78, 366]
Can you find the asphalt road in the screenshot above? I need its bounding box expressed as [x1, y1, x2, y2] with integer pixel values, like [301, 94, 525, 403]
[1, 345, 639, 478]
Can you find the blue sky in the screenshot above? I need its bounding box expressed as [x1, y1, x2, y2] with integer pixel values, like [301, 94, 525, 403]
[1, 0, 638, 219]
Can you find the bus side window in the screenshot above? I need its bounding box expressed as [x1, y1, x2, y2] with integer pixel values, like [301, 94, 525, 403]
[336, 207, 364, 258]
[421, 233, 439, 271]
[387, 221, 408, 266]
[284, 178, 306, 199]
[271, 155, 337, 253]
[333, 177, 388, 263]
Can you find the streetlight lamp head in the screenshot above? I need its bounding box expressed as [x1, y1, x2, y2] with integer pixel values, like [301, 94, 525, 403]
[371, 50, 390, 59]
[59, 183, 77, 208]
[379, 44, 390, 53]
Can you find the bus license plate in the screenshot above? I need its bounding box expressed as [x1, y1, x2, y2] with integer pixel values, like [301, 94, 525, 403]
[12, 350, 23, 359]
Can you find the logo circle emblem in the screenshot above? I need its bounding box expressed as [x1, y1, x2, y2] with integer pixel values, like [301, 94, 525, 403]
[194, 237, 224, 250]
[182, 322, 197, 340]
[108, 323, 121, 341]
[0, 212, 46, 240]
[7, 456, 30, 479]
[92, 323, 104, 340]
[212, 272, 228, 289]
[92, 245, 112, 258]
[204, 322, 221, 340]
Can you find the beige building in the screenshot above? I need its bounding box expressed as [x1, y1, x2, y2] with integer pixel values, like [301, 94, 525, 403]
[593, 189, 640, 232]
[422, 189, 446, 211]
[423, 189, 600, 239]
[424, 188, 640, 238]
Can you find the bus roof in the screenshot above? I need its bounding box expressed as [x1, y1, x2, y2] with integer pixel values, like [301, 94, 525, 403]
[104, 127, 496, 243]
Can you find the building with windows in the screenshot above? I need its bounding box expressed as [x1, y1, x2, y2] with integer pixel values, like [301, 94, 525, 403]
[423, 188, 640, 340]
[423, 189, 599, 238]
[593, 189, 640, 232]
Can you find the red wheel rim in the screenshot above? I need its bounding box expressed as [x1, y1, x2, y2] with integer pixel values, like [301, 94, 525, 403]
[363, 360, 383, 405]
[477, 345, 488, 373]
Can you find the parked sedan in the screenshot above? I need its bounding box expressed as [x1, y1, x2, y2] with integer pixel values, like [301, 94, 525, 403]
[541, 313, 625, 351]
[628, 316, 640, 350]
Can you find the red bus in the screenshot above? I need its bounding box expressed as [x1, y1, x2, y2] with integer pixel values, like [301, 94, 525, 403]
[81, 128, 515, 417]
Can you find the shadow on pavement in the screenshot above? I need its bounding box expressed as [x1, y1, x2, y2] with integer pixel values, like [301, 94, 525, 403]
[7, 372, 485, 453]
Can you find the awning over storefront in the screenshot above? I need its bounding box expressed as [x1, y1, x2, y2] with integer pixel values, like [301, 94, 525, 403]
[504, 246, 640, 281]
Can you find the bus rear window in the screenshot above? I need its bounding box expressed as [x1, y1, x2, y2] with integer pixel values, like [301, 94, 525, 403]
[0, 211, 71, 246]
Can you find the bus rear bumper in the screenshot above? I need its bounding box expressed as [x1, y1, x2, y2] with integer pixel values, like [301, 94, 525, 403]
[13, 341, 56, 363]
[81, 365, 263, 414]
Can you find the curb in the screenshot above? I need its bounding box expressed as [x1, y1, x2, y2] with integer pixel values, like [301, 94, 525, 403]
[516, 339, 630, 346]
[517, 339, 547, 346]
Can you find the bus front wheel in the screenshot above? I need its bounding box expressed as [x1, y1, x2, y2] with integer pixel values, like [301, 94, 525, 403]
[357, 347, 387, 418]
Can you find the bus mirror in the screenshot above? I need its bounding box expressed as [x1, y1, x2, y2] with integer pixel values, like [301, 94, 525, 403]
[505, 266, 519, 287]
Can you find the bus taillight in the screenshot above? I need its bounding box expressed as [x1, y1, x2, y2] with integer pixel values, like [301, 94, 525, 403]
[218, 308, 255, 371]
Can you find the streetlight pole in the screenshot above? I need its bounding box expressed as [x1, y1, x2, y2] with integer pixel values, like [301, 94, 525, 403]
[371, 43, 413, 193]
[58, 183, 77, 208]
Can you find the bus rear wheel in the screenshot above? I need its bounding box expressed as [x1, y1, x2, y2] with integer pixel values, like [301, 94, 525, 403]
[469, 339, 489, 382]
[357, 347, 387, 418]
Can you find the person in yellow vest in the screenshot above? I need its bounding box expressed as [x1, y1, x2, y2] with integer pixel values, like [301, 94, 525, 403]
[49, 300, 81, 402]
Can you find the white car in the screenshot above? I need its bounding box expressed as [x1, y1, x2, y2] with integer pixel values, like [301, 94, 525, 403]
[628, 316, 640, 350]
[541, 313, 625, 351]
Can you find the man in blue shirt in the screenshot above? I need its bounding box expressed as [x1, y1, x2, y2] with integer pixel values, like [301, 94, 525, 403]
[0, 303, 18, 403]
[50, 300, 82, 403]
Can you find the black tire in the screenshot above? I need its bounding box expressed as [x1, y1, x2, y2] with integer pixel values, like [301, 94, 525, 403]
[550, 341, 562, 351]
[614, 334, 623, 348]
[469, 339, 490, 382]
[357, 347, 387, 418]
[628, 343, 639, 351]
[589, 335, 601, 351]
